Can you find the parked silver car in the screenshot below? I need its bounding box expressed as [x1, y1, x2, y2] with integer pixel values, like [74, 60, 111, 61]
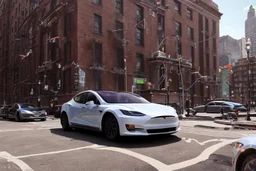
[193, 101, 247, 115]
[7, 103, 47, 121]
[233, 136, 256, 171]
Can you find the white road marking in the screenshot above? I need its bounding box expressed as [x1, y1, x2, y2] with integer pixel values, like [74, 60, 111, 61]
[16, 144, 101, 159]
[0, 138, 238, 171]
[0, 127, 60, 133]
[0, 128, 34, 133]
[0, 151, 34, 171]
[166, 139, 238, 171]
[94, 146, 168, 170]
[182, 138, 226, 146]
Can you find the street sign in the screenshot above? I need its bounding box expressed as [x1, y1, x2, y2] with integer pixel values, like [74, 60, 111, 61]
[134, 78, 146, 85]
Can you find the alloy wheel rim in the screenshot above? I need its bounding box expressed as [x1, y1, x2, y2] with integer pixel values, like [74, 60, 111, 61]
[244, 158, 256, 171]
[105, 116, 118, 139]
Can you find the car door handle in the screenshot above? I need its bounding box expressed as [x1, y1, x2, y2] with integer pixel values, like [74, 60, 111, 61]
[82, 107, 86, 109]
[68, 104, 72, 107]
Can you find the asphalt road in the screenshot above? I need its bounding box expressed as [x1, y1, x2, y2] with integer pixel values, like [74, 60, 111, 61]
[0, 117, 254, 171]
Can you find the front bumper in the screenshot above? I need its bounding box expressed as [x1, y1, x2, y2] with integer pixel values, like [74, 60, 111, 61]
[20, 114, 47, 120]
[118, 115, 180, 136]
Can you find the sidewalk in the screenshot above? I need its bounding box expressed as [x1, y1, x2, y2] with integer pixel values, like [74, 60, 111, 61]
[180, 111, 256, 121]
[180, 120, 232, 130]
[214, 117, 256, 130]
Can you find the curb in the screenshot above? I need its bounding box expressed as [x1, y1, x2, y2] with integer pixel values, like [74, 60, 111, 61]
[179, 116, 217, 121]
[214, 120, 256, 130]
[194, 125, 231, 130]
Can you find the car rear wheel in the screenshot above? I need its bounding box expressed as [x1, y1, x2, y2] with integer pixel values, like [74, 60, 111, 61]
[241, 154, 256, 171]
[61, 113, 71, 131]
[41, 118, 46, 121]
[103, 114, 119, 141]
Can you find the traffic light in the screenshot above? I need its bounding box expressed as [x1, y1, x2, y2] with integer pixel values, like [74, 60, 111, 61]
[74, 72, 79, 92]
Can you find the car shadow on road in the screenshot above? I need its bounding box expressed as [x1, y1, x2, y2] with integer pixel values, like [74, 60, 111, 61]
[50, 128, 181, 148]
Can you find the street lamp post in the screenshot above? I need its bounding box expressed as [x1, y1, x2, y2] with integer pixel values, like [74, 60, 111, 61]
[246, 38, 251, 121]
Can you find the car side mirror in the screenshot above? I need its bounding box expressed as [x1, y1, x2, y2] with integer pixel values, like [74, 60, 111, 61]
[85, 101, 95, 105]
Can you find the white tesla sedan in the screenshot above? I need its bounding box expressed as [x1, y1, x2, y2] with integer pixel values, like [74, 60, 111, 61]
[61, 90, 180, 140]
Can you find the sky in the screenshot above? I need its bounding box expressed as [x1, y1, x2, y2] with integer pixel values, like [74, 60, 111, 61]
[213, 0, 254, 39]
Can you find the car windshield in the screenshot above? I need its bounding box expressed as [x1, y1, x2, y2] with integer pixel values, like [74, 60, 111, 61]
[19, 104, 36, 109]
[97, 91, 149, 104]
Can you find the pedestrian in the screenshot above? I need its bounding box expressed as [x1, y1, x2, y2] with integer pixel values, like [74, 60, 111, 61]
[185, 99, 190, 117]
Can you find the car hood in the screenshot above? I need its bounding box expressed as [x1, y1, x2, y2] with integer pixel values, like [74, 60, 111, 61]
[237, 136, 256, 147]
[107, 103, 177, 117]
[20, 108, 43, 112]
[193, 105, 205, 109]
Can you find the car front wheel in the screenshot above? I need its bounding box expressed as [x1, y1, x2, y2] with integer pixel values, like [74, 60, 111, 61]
[103, 114, 120, 141]
[61, 113, 71, 131]
[241, 154, 256, 171]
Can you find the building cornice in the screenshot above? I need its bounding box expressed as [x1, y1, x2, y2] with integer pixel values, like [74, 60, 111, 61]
[183, 0, 222, 20]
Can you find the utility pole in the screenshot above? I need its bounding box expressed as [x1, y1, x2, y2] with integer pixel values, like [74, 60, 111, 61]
[246, 38, 251, 121]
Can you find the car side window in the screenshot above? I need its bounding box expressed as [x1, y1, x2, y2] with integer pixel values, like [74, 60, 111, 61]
[86, 93, 100, 105]
[215, 102, 222, 106]
[207, 102, 215, 106]
[73, 93, 85, 104]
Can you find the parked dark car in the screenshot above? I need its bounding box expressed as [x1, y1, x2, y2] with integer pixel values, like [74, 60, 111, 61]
[7, 103, 47, 121]
[193, 101, 246, 115]
[0, 105, 10, 118]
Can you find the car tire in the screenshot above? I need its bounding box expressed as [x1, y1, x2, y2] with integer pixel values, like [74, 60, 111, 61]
[61, 113, 71, 131]
[103, 114, 120, 141]
[241, 154, 256, 171]
[41, 118, 46, 121]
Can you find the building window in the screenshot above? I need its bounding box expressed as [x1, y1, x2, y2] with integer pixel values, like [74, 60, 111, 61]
[191, 46, 195, 66]
[175, 21, 182, 37]
[136, 53, 144, 73]
[136, 5, 143, 22]
[187, 8, 193, 20]
[213, 56, 217, 72]
[93, 42, 102, 66]
[174, 0, 181, 14]
[188, 27, 194, 41]
[205, 18, 209, 32]
[64, 42, 71, 64]
[136, 27, 144, 46]
[51, 0, 58, 10]
[93, 0, 101, 5]
[63, 69, 71, 93]
[212, 20, 216, 35]
[177, 42, 182, 55]
[94, 14, 102, 34]
[206, 53, 210, 75]
[116, 75, 125, 91]
[116, 21, 123, 40]
[116, 47, 124, 69]
[157, 14, 165, 32]
[213, 38, 217, 52]
[115, 0, 123, 14]
[94, 70, 102, 90]
[64, 13, 71, 36]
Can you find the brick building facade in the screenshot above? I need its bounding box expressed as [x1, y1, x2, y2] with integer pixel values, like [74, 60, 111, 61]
[231, 57, 256, 105]
[0, 0, 222, 107]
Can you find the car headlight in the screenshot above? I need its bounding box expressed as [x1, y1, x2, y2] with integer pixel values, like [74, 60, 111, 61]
[120, 110, 145, 116]
[21, 110, 33, 114]
[234, 142, 244, 149]
[41, 110, 47, 115]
